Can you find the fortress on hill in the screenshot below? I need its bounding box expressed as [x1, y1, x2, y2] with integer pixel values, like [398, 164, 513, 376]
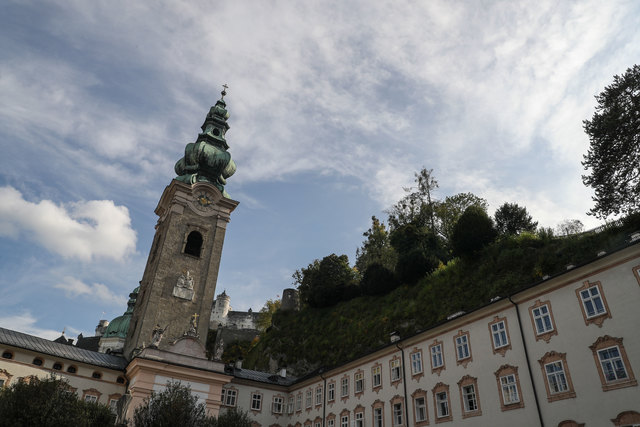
[1, 90, 639, 427]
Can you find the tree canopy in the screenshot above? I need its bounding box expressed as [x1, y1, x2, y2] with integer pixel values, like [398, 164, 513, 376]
[582, 64, 640, 219]
[293, 254, 358, 307]
[355, 216, 397, 272]
[133, 381, 210, 427]
[451, 206, 497, 257]
[494, 202, 538, 235]
[435, 192, 488, 244]
[0, 375, 115, 427]
[387, 168, 439, 232]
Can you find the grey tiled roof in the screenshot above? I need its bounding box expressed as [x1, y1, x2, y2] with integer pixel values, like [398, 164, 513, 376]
[226, 366, 296, 386]
[0, 327, 127, 371]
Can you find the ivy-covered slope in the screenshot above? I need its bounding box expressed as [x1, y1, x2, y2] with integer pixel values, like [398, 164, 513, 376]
[243, 214, 640, 375]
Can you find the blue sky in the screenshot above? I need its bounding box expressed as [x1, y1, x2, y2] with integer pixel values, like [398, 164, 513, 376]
[1, 1, 639, 340]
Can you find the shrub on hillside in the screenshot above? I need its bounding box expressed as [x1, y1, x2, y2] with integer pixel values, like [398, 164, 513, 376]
[361, 263, 398, 295]
[452, 206, 497, 257]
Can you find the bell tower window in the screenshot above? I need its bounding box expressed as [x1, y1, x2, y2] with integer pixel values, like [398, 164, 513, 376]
[184, 231, 203, 257]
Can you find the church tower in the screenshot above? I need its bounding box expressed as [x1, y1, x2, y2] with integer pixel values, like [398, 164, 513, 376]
[124, 88, 238, 359]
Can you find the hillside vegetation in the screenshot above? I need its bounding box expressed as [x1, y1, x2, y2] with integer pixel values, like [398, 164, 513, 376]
[243, 213, 640, 375]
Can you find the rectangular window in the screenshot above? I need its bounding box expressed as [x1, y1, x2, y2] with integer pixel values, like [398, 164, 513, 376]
[84, 395, 98, 403]
[315, 423, 321, 427]
[272, 396, 283, 414]
[500, 374, 520, 404]
[414, 397, 427, 422]
[328, 419, 334, 427]
[355, 412, 364, 427]
[224, 389, 237, 407]
[374, 407, 383, 427]
[491, 321, 509, 348]
[109, 399, 118, 413]
[598, 346, 629, 382]
[431, 344, 443, 368]
[462, 384, 478, 412]
[250, 393, 262, 411]
[315, 386, 323, 405]
[372, 366, 382, 388]
[580, 287, 606, 318]
[436, 392, 449, 418]
[288, 396, 294, 414]
[393, 403, 403, 426]
[456, 334, 470, 360]
[306, 390, 312, 408]
[355, 372, 364, 393]
[391, 359, 401, 381]
[545, 361, 569, 393]
[411, 351, 423, 375]
[328, 383, 335, 401]
[532, 304, 554, 334]
[341, 377, 349, 397]
[296, 393, 302, 411]
[341, 415, 349, 427]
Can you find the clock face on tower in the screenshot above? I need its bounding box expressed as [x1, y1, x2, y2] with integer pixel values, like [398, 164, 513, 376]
[193, 191, 214, 212]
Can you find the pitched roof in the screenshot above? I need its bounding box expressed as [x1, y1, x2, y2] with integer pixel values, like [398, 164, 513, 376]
[0, 327, 127, 371]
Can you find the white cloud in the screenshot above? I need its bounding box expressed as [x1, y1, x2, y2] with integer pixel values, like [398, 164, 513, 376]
[0, 186, 136, 261]
[0, 312, 62, 340]
[54, 276, 127, 307]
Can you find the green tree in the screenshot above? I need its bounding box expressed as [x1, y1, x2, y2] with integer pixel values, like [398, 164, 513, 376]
[133, 381, 212, 427]
[390, 223, 444, 284]
[211, 407, 252, 427]
[494, 202, 538, 235]
[256, 298, 282, 331]
[387, 168, 439, 232]
[355, 216, 397, 272]
[293, 254, 358, 307]
[451, 206, 497, 257]
[582, 64, 640, 218]
[0, 375, 115, 427]
[435, 192, 488, 243]
[360, 263, 398, 296]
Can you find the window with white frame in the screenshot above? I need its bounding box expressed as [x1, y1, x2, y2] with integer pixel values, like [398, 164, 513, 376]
[84, 394, 98, 403]
[462, 384, 478, 412]
[341, 377, 349, 397]
[372, 365, 382, 388]
[414, 396, 427, 422]
[455, 333, 470, 361]
[392, 402, 403, 426]
[544, 361, 569, 394]
[250, 392, 262, 411]
[355, 411, 364, 427]
[328, 382, 335, 401]
[598, 346, 629, 382]
[435, 392, 449, 418]
[355, 372, 364, 393]
[411, 351, 423, 375]
[223, 389, 237, 407]
[580, 286, 606, 318]
[500, 374, 520, 404]
[306, 389, 312, 408]
[532, 304, 554, 334]
[327, 419, 334, 427]
[391, 359, 401, 382]
[296, 393, 302, 411]
[272, 396, 283, 414]
[431, 343, 444, 368]
[341, 414, 349, 427]
[109, 398, 118, 413]
[491, 320, 509, 348]
[287, 396, 294, 414]
[315, 386, 322, 405]
[374, 407, 383, 427]
[315, 421, 321, 427]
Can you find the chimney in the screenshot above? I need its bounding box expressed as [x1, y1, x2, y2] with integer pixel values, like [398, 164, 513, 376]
[279, 367, 287, 378]
[390, 331, 400, 343]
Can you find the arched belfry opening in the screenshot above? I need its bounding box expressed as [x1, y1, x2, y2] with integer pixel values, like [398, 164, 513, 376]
[184, 231, 203, 257]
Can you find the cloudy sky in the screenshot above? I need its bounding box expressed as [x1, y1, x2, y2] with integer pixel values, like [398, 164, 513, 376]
[1, 1, 638, 340]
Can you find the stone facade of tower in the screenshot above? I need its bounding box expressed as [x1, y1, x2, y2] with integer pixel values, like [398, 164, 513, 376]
[123, 181, 238, 358]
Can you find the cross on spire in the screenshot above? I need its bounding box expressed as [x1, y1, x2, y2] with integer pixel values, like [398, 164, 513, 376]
[221, 84, 228, 100]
